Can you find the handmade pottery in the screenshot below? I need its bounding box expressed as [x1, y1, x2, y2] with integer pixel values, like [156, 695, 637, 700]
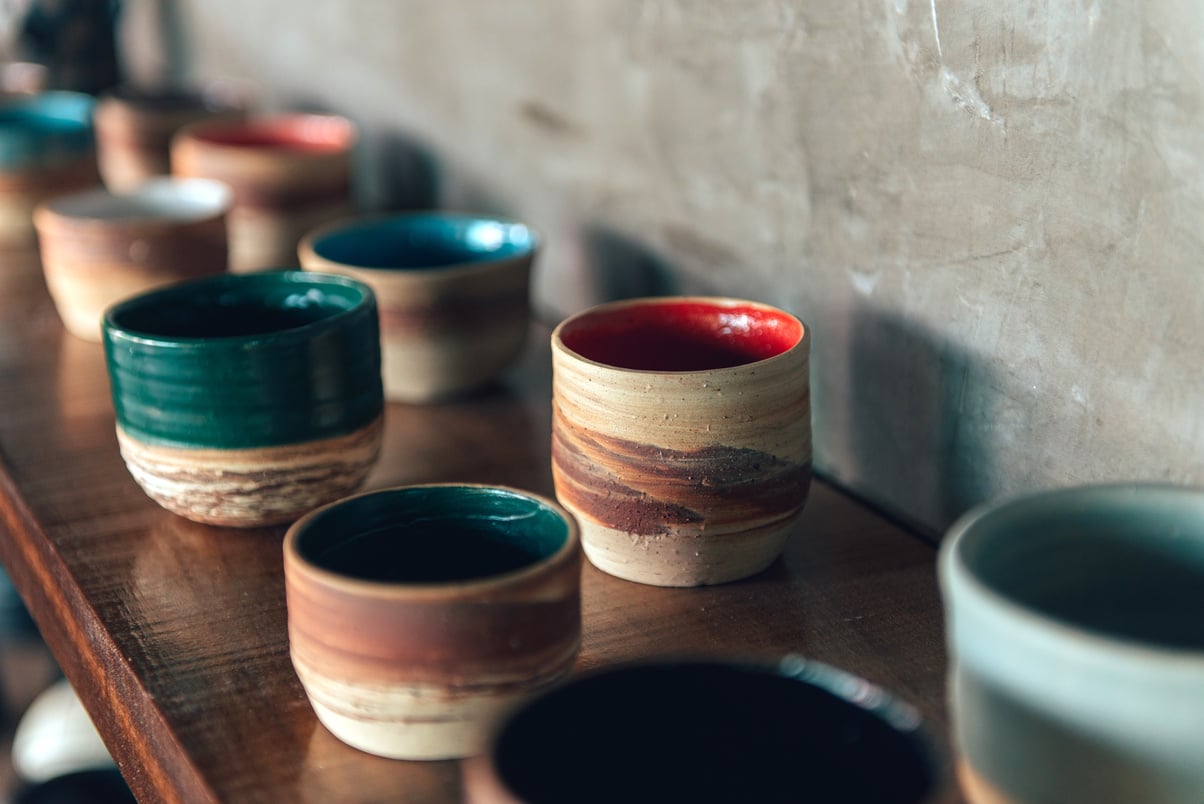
[94, 84, 247, 191]
[550, 296, 811, 586]
[299, 212, 537, 402]
[172, 113, 355, 272]
[463, 656, 937, 803]
[36, 177, 232, 341]
[940, 484, 1204, 803]
[102, 271, 384, 527]
[283, 484, 581, 760]
[0, 91, 98, 275]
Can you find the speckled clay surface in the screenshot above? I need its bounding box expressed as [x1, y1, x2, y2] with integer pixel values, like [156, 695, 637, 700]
[284, 484, 582, 759]
[551, 296, 811, 587]
[299, 213, 536, 402]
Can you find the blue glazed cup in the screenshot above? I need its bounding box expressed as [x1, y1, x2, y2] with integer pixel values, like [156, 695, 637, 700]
[299, 212, 538, 402]
[102, 270, 385, 527]
[940, 483, 1204, 803]
[0, 91, 99, 260]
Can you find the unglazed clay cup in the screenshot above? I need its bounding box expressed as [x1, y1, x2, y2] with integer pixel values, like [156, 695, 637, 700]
[94, 84, 247, 191]
[299, 212, 537, 402]
[102, 271, 384, 527]
[0, 91, 98, 269]
[940, 484, 1204, 803]
[172, 113, 356, 272]
[283, 483, 581, 760]
[464, 656, 937, 803]
[35, 177, 232, 341]
[551, 296, 811, 587]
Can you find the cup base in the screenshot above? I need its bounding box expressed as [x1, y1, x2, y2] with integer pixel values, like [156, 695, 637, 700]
[116, 416, 383, 527]
[580, 520, 794, 587]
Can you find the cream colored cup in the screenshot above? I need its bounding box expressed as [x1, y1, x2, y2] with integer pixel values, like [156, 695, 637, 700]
[940, 483, 1204, 803]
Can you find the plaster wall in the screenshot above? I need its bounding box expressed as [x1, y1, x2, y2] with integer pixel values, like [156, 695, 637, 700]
[123, 0, 1204, 535]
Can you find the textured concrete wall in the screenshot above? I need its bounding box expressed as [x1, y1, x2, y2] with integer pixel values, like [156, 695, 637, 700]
[123, 0, 1204, 536]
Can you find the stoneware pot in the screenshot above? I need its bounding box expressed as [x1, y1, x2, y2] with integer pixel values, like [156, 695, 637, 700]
[36, 176, 233, 341]
[94, 84, 247, 191]
[463, 656, 937, 804]
[171, 113, 356, 272]
[0, 91, 98, 274]
[102, 270, 384, 527]
[551, 296, 811, 587]
[299, 212, 537, 402]
[940, 483, 1204, 803]
[283, 483, 581, 760]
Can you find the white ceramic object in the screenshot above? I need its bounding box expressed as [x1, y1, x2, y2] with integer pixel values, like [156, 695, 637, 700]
[940, 483, 1204, 803]
[12, 679, 115, 784]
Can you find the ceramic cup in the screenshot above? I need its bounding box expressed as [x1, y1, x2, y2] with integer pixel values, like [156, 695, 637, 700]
[551, 296, 811, 587]
[299, 212, 538, 402]
[35, 177, 233, 341]
[0, 91, 98, 273]
[940, 483, 1204, 803]
[283, 483, 582, 760]
[102, 270, 384, 527]
[463, 656, 937, 803]
[171, 113, 356, 272]
[94, 84, 247, 191]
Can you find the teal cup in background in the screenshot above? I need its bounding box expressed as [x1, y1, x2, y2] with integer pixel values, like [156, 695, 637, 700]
[102, 270, 385, 527]
[940, 483, 1204, 803]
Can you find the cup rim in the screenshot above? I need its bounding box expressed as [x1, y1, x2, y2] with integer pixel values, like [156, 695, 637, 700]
[940, 482, 1204, 665]
[102, 270, 375, 349]
[34, 177, 234, 229]
[174, 112, 356, 154]
[298, 210, 541, 273]
[283, 483, 581, 598]
[551, 295, 808, 375]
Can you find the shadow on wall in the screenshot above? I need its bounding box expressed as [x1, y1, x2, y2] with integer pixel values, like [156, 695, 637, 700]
[846, 305, 999, 541]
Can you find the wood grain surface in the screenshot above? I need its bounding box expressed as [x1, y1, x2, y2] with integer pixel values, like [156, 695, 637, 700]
[0, 271, 961, 802]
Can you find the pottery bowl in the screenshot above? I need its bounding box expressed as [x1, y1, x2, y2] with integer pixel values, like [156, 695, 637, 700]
[0, 91, 98, 261]
[172, 113, 356, 272]
[464, 656, 937, 803]
[551, 296, 811, 587]
[283, 483, 581, 760]
[36, 177, 233, 341]
[940, 483, 1204, 803]
[94, 83, 247, 191]
[299, 212, 537, 402]
[102, 270, 384, 527]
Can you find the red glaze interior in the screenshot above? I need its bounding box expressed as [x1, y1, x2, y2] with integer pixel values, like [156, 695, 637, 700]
[192, 115, 353, 152]
[559, 300, 803, 371]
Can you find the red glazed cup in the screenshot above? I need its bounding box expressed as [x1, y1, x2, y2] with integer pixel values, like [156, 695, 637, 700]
[551, 296, 811, 587]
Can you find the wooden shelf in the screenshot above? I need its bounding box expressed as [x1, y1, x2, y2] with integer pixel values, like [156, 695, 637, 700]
[0, 270, 959, 802]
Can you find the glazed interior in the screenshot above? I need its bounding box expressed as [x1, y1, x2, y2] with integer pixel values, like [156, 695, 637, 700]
[489, 661, 932, 804]
[959, 491, 1204, 649]
[296, 486, 570, 584]
[311, 214, 536, 269]
[45, 179, 231, 222]
[558, 300, 803, 371]
[105, 272, 367, 340]
[190, 115, 352, 152]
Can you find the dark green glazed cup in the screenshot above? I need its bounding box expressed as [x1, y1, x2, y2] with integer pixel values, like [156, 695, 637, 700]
[102, 270, 385, 527]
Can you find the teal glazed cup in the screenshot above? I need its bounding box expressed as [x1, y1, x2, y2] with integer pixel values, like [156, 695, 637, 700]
[299, 212, 537, 402]
[0, 91, 99, 261]
[284, 484, 582, 760]
[463, 656, 937, 803]
[940, 484, 1204, 803]
[102, 271, 385, 527]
